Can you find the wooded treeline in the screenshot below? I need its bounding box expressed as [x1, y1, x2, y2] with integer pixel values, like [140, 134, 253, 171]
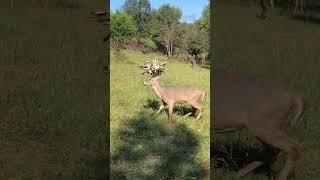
[111, 0, 210, 62]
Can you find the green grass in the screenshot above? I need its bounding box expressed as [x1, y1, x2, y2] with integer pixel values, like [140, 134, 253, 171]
[0, 5, 108, 179]
[213, 3, 320, 180]
[110, 49, 210, 179]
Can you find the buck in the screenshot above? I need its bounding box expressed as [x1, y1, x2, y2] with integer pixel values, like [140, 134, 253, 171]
[213, 72, 305, 180]
[140, 59, 205, 125]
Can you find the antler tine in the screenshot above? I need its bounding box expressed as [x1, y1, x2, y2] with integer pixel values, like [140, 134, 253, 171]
[139, 57, 167, 78]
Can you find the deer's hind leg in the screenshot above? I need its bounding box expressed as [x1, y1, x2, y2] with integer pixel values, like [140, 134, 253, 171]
[183, 112, 192, 118]
[183, 106, 195, 118]
[189, 102, 203, 120]
[238, 142, 280, 177]
[250, 128, 303, 180]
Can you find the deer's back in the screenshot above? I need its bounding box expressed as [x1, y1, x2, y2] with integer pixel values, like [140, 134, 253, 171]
[213, 72, 295, 130]
[161, 85, 203, 103]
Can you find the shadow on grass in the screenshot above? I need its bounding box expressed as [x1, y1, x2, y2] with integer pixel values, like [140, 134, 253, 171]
[144, 99, 160, 111]
[211, 138, 277, 178]
[144, 99, 197, 117]
[111, 111, 208, 179]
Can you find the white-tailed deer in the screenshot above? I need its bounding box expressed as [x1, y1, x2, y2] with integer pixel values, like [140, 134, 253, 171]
[140, 59, 205, 125]
[213, 72, 305, 180]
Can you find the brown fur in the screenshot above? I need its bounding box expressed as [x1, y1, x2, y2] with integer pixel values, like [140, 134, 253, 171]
[213, 72, 305, 180]
[144, 76, 205, 125]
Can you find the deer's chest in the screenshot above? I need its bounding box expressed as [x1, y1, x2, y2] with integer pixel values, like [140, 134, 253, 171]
[152, 87, 163, 100]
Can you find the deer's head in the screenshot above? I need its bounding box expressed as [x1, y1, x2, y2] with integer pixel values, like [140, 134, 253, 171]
[144, 76, 160, 86]
[140, 57, 166, 86]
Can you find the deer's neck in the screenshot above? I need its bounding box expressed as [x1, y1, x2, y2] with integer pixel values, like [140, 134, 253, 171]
[151, 82, 163, 100]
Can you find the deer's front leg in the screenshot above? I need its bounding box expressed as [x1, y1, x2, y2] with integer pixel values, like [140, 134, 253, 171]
[153, 104, 165, 117]
[168, 102, 174, 125]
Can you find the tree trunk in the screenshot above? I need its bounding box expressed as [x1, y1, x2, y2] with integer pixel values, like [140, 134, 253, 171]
[191, 56, 196, 68]
[294, 0, 299, 13]
[170, 40, 173, 57]
[202, 54, 206, 66]
[259, 0, 267, 18]
[165, 39, 171, 57]
[270, 0, 274, 8]
[300, 0, 304, 12]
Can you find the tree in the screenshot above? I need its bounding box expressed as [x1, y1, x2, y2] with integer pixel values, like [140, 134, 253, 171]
[197, 4, 210, 32]
[122, 0, 151, 37]
[187, 40, 205, 58]
[190, 5, 210, 59]
[172, 23, 192, 56]
[196, 4, 209, 52]
[149, 4, 182, 57]
[183, 4, 210, 66]
[110, 11, 137, 49]
[186, 24, 206, 63]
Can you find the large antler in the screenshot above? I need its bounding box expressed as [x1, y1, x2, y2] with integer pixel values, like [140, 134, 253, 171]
[139, 57, 167, 77]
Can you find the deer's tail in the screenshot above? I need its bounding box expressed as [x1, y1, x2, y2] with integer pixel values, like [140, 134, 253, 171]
[201, 91, 205, 102]
[292, 94, 305, 123]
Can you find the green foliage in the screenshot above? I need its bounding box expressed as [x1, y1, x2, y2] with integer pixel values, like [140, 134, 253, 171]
[140, 38, 157, 49]
[183, 4, 210, 58]
[188, 30, 208, 57]
[112, 1, 209, 58]
[151, 4, 182, 38]
[187, 39, 205, 57]
[110, 11, 137, 48]
[173, 23, 193, 55]
[158, 4, 210, 59]
[156, 4, 182, 29]
[122, 0, 151, 37]
[197, 5, 210, 31]
[149, 4, 182, 56]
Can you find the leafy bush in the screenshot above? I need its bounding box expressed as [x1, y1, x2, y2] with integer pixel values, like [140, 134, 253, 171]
[140, 38, 156, 49]
[187, 40, 205, 58]
[111, 11, 137, 49]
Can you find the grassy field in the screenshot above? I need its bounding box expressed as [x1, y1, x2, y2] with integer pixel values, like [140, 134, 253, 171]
[110, 49, 210, 179]
[0, 3, 108, 179]
[213, 3, 320, 180]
